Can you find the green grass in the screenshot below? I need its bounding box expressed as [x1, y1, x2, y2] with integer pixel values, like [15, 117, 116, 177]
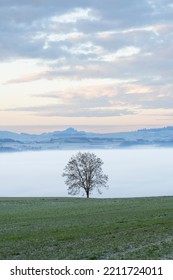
[0, 196, 173, 259]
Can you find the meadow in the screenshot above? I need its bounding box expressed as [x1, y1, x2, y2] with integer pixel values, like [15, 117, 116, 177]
[0, 196, 173, 260]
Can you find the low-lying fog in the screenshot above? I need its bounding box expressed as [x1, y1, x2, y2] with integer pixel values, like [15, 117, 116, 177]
[0, 148, 172, 198]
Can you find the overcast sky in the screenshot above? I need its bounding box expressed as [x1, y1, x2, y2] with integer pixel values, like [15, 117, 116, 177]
[0, 0, 173, 133]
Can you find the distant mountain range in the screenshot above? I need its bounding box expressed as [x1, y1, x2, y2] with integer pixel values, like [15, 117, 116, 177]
[0, 126, 173, 152]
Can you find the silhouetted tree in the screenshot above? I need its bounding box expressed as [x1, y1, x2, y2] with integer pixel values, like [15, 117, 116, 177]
[62, 152, 108, 198]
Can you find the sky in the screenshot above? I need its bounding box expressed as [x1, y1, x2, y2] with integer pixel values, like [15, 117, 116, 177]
[0, 0, 173, 133]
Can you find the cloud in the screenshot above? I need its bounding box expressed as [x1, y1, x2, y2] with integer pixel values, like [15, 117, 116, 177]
[0, 0, 172, 62]
[1, 0, 173, 123]
[4, 72, 49, 84]
[3, 103, 134, 118]
[5, 77, 173, 117]
[2, 83, 136, 117]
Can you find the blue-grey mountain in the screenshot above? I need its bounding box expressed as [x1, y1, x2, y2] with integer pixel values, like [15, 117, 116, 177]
[0, 126, 173, 152]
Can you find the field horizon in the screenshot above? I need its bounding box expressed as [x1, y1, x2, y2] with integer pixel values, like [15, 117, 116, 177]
[0, 196, 173, 260]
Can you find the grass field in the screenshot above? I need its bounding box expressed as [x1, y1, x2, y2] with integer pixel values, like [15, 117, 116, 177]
[0, 196, 173, 260]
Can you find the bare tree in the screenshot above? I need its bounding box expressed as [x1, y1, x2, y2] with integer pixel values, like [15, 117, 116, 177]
[62, 152, 108, 198]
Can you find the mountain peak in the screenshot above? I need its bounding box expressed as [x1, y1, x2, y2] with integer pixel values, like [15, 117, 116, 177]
[63, 127, 77, 134]
[51, 127, 84, 137]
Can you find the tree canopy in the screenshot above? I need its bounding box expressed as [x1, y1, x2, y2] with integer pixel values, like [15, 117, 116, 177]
[62, 152, 108, 198]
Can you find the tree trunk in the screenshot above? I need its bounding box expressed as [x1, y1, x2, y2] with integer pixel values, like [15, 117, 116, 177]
[86, 190, 89, 198]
